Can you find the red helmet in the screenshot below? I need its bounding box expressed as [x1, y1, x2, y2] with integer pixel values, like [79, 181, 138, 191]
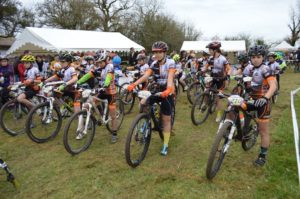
[152, 41, 168, 52]
[206, 41, 221, 50]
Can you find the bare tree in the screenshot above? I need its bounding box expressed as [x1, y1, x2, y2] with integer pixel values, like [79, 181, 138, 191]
[38, 0, 99, 30]
[93, 0, 135, 31]
[0, 0, 35, 37]
[285, 7, 300, 46]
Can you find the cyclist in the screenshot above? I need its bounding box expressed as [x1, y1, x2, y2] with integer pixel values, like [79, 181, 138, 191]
[235, 54, 250, 75]
[17, 55, 41, 109]
[42, 53, 79, 112]
[203, 41, 231, 122]
[84, 55, 95, 74]
[77, 54, 119, 143]
[127, 41, 175, 156]
[243, 45, 277, 166]
[266, 52, 280, 91]
[0, 57, 14, 105]
[112, 55, 123, 85]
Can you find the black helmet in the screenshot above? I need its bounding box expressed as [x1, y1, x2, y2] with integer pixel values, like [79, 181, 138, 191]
[59, 53, 74, 62]
[267, 52, 276, 58]
[152, 41, 168, 52]
[248, 45, 266, 57]
[237, 54, 249, 63]
[206, 41, 221, 50]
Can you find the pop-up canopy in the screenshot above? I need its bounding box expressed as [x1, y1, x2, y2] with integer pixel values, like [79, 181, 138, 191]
[6, 27, 145, 55]
[181, 40, 246, 52]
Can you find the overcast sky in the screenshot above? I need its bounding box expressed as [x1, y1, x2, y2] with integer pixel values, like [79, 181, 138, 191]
[21, 0, 297, 41]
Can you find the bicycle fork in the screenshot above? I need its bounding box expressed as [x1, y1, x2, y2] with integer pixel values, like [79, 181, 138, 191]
[79, 103, 92, 135]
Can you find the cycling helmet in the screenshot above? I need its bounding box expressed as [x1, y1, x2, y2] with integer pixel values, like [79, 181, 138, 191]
[248, 45, 266, 57]
[95, 54, 106, 62]
[206, 41, 221, 50]
[152, 41, 168, 52]
[172, 54, 180, 62]
[73, 56, 81, 61]
[136, 54, 147, 61]
[267, 52, 276, 58]
[237, 54, 249, 63]
[21, 55, 36, 62]
[84, 55, 94, 61]
[112, 55, 121, 65]
[59, 53, 73, 62]
[53, 62, 62, 71]
[275, 52, 283, 60]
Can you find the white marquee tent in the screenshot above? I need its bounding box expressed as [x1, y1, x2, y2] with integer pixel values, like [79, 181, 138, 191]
[180, 40, 246, 52]
[6, 27, 145, 55]
[269, 41, 296, 52]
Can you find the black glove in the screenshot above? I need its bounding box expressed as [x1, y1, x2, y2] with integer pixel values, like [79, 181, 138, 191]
[254, 96, 268, 107]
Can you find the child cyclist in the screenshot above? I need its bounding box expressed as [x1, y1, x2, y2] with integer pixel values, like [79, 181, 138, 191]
[202, 41, 231, 122]
[243, 45, 277, 166]
[266, 52, 281, 91]
[127, 41, 176, 156]
[17, 55, 41, 109]
[76, 54, 119, 143]
[41, 53, 79, 112]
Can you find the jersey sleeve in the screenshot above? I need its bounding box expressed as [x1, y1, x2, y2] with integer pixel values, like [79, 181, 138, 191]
[262, 65, 272, 78]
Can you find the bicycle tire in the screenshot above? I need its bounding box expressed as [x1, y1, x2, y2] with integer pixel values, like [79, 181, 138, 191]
[63, 110, 96, 155]
[206, 122, 231, 180]
[187, 82, 203, 105]
[191, 93, 210, 125]
[241, 119, 259, 151]
[106, 98, 125, 133]
[125, 113, 152, 168]
[0, 99, 28, 136]
[25, 101, 62, 143]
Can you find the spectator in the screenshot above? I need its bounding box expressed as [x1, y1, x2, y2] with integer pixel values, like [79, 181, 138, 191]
[129, 47, 138, 66]
[17, 50, 31, 82]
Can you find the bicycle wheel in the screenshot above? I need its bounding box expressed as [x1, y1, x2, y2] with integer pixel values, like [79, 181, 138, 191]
[191, 93, 210, 125]
[187, 82, 203, 105]
[206, 122, 231, 180]
[63, 110, 96, 155]
[106, 98, 125, 133]
[125, 113, 152, 168]
[0, 99, 28, 136]
[241, 119, 259, 151]
[25, 101, 62, 143]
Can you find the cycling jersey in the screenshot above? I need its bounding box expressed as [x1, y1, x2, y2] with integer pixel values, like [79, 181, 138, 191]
[25, 66, 40, 81]
[85, 64, 94, 74]
[0, 66, 13, 87]
[207, 55, 229, 78]
[140, 63, 149, 74]
[243, 64, 274, 99]
[148, 58, 176, 91]
[61, 66, 77, 82]
[266, 61, 280, 75]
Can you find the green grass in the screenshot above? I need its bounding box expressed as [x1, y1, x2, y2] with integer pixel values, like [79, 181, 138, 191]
[0, 69, 300, 199]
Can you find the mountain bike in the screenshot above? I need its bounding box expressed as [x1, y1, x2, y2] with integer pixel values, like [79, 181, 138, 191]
[63, 87, 124, 155]
[206, 94, 259, 180]
[25, 81, 74, 143]
[125, 90, 175, 168]
[0, 82, 44, 136]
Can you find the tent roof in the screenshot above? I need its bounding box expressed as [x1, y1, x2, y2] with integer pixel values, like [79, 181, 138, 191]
[6, 27, 144, 55]
[181, 40, 246, 52]
[269, 41, 296, 52]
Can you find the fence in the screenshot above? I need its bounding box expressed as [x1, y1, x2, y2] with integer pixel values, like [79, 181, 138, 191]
[291, 87, 300, 184]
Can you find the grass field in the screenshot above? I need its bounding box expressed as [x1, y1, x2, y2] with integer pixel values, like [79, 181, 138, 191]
[0, 69, 300, 199]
